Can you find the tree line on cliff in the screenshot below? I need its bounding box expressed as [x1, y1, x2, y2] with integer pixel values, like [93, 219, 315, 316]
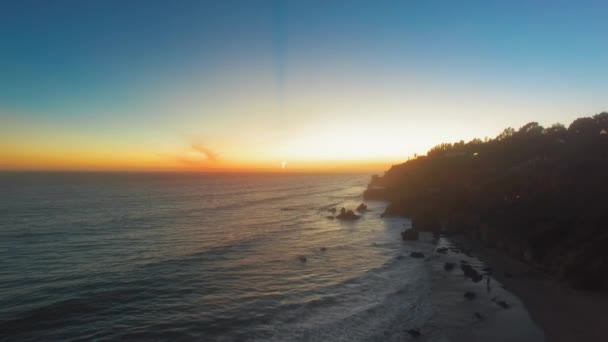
[365, 112, 608, 290]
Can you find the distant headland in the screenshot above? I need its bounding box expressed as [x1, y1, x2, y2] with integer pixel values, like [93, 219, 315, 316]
[365, 112, 608, 290]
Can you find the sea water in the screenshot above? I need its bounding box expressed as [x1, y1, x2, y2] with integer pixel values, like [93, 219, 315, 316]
[0, 172, 434, 341]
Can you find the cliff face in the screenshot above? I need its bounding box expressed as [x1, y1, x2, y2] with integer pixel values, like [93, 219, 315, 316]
[366, 113, 608, 290]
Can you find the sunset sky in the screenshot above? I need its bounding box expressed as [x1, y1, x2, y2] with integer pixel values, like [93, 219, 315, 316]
[1, 0, 607, 172]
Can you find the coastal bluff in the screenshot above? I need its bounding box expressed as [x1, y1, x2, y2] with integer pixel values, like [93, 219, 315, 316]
[366, 112, 608, 291]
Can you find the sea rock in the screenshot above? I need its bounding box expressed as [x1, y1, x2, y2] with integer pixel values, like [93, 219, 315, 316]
[474, 312, 483, 319]
[336, 209, 360, 220]
[401, 229, 419, 241]
[410, 252, 425, 259]
[328, 208, 337, 213]
[356, 203, 368, 212]
[326, 215, 335, 220]
[464, 291, 476, 300]
[320, 247, 327, 252]
[298, 256, 307, 263]
[444, 262, 455, 271]
[436, 247, 448, 254]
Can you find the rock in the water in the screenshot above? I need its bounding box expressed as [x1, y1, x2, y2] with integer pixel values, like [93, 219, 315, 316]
[336, 209, 360, 220]
[298, 255, 307, 263]
[406, 329, 421, 338]
[328, 208, 337, 213]
[325, 215, 335, 219]
[410, 252, 425, 259]
[356, 203, 368, 212]
[444, 262, 455, 271]
[464, 291, 476, 300]
[401, 229, 419, 241]
[436, 247, 448, 254]
[320, 247, 327, 252]
[474, 312, 483, 319]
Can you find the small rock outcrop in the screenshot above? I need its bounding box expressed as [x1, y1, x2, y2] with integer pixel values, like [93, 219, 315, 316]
[444, 262, 455, 271]
[336, 209, 360, 220]
[298, 255, 307, 263]
[356, 203, 368, 212]
[464, 291, 476, 300]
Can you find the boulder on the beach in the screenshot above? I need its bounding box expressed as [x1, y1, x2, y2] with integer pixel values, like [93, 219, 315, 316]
[298, 255, 307, 263]
[497, 300, 510, 309]
[406, 329, 421, 337]
[320, 247, 327, 252]
[444, 262, 455, 271]
[401, 229, 419, 241]
[471, 273, 483, 283]
[461, 264, 484, 282]
[356, 203, 368, 212]
[464, 291, 476, 300]
[336, 209, 360, 220]
[410, 252, 425, 259]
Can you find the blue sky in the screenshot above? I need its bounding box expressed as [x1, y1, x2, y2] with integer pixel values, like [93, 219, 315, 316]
[1, 0, 607, 170]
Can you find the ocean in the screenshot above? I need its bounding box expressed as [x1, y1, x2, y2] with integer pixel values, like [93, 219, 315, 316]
[0, 172, 437, 341]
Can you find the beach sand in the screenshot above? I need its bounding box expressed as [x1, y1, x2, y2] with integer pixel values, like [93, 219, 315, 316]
[427, 235, 544, 342]
[425, 234, 608, 342]
[463, 237, 608, 342]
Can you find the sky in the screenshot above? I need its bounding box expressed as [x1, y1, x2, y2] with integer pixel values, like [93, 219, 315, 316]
[1, 0, 607, 172]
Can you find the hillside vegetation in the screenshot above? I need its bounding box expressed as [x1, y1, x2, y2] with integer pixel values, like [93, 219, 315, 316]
[365, 112, 608, 290]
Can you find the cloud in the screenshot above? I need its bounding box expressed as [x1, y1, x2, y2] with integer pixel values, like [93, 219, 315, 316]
[191, 144, 220, 162]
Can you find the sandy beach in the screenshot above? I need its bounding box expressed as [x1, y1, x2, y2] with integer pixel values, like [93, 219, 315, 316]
[424, 234, 608, 342]
[423, 234, 543, 342]
[466, 237, 608, 342]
